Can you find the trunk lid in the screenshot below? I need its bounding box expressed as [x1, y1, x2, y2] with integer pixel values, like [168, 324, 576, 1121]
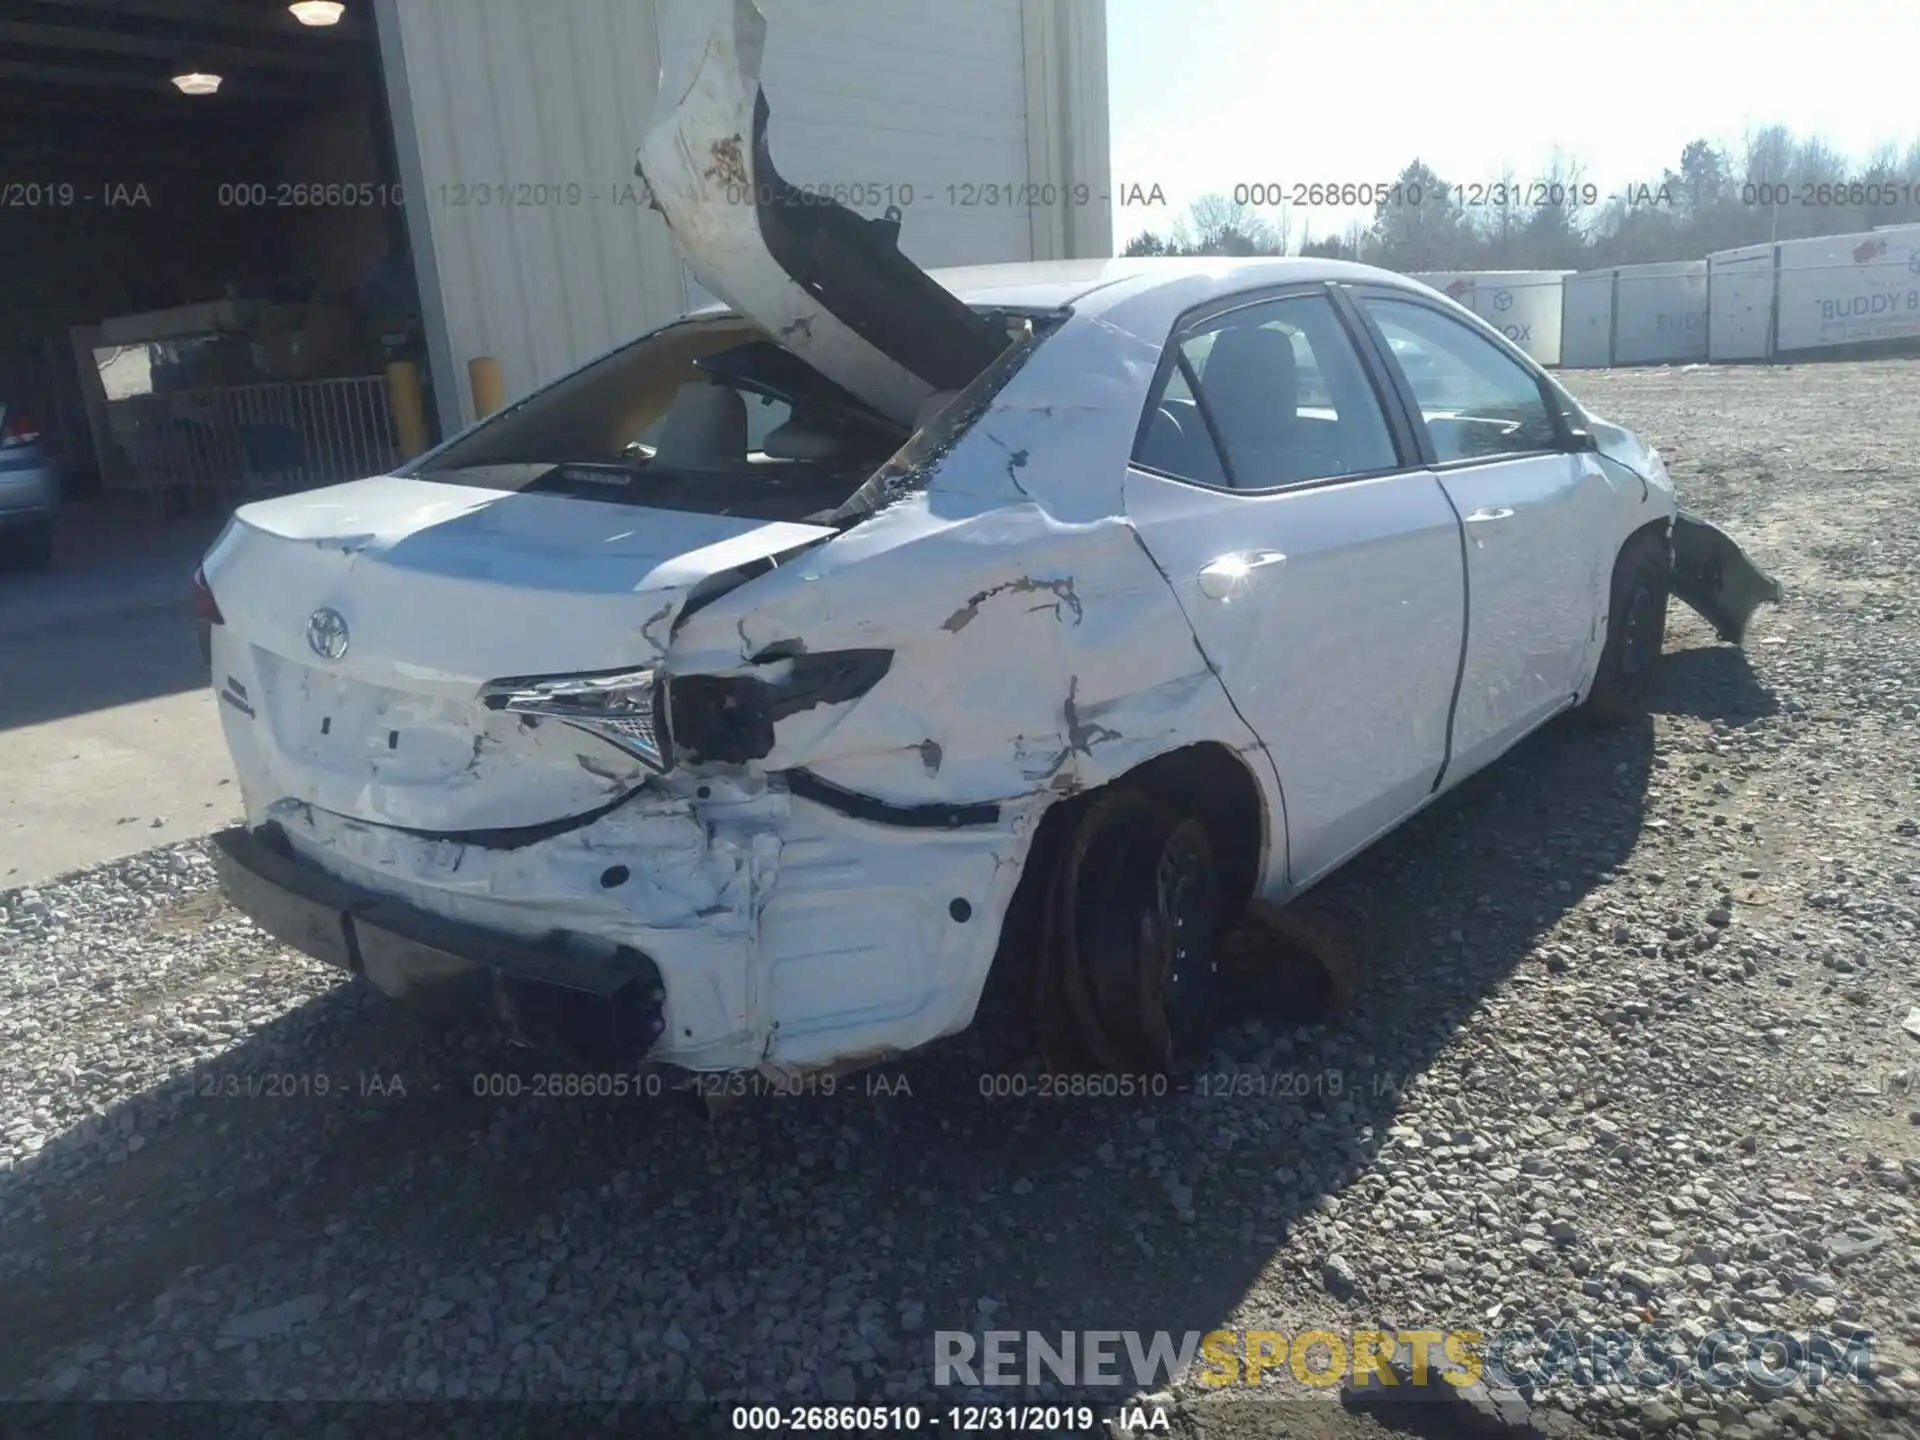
[205, 473, 831, 832]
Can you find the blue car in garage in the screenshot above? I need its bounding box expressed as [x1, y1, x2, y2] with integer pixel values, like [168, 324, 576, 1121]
[0, 397, 60, 571]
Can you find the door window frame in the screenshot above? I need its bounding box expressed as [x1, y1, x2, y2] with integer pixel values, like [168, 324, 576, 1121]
[1331, 283, 1589, 470]
[1128, 281, 1426, 497]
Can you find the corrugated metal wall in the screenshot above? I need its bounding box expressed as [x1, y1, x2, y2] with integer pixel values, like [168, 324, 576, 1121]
[1707, 244, 1778, 362]
[376, 0, 1109, 433]
[375, 0, 683, 433]
[756, 0, 1033, 266]
[1561, 262, 1710, 369]
[1610, 261, 1709, 367]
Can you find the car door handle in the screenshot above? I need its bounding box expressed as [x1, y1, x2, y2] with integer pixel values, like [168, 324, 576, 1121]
[1464, 506, 1515, 523]
[1197, 550, 1287, 600]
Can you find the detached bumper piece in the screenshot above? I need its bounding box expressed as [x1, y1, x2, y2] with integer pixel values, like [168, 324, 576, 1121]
[1670, 508, 1784, 644]
[210, 825, 666, 1067]
[632, 0, 1005, 425]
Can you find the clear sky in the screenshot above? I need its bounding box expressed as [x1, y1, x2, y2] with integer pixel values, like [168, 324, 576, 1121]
[1107, 0, 1920, 246]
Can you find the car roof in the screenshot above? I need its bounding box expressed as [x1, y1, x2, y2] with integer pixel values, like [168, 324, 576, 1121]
[925, 256, 1422, 309]
[686, 256, 1433, 318]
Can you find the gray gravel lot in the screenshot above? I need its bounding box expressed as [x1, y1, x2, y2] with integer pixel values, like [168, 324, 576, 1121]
[2, 360, 1918, 1439]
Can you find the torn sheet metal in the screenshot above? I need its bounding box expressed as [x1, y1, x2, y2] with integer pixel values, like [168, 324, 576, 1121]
[204, 119, 1788, 1078]
[663, 304, 1272, 817]
[636, 0, 1006, 424]
[205, 476, 835, 832]
[268, 772, 1043, 1070]
[1580, 415, 1783, 643]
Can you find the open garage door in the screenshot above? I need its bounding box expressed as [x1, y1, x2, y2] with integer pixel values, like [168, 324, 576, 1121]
[0, 0, 428, 537]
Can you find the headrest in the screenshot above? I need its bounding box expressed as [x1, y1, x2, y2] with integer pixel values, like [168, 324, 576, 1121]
[650, 382, 749, 471]
[761, 419, 846, 461]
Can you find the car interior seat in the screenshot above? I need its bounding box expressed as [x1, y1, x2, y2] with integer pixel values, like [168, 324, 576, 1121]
[650, 381, 751, 471]
[1200, 326, 1299, 478]
[1201, 326, 1354, 484]
[760, 419, 846, 462]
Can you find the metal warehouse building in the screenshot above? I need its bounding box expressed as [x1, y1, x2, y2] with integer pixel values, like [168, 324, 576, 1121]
[0, 0, 1110, 517]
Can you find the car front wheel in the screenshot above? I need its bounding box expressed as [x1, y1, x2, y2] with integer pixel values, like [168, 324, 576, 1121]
[1035, 788, 1223, 1074]
[1580, 528, 1672, 726]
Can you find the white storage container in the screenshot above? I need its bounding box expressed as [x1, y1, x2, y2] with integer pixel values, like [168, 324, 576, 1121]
[1559, 270, 1615, 368]
[1406, 271, 1574, 366]
[1611, 260, 1709, 365]
[1706, 243, 1776, 361]
[1774, 224, 1920, 353]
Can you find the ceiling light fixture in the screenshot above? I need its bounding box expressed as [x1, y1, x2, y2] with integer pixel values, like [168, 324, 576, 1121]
[289, 0, 346, 25]
[171, 70, 223, 95]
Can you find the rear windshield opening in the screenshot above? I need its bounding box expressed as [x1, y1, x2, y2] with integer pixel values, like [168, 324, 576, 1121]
[410, 310, 1053, 525]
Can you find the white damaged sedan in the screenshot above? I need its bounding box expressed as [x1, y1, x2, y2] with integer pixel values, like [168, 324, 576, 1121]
[199, 0, 1778, 1079]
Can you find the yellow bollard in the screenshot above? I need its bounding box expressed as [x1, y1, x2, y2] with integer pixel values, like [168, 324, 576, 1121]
[386, 360, 429, 459]
[468, 356, 505, 419]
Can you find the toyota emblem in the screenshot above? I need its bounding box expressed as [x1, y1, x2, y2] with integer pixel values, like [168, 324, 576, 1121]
[306, 607, 350, 661]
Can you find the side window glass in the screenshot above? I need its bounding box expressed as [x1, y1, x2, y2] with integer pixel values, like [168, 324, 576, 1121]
[1362, 298, 1560, 462]
[1134, 292, 1398, 489]
[1133, 352, 1227, 485]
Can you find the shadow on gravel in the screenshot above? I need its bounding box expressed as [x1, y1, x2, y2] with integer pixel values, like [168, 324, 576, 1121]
[1647, 643, 1778, 725]
[0, 636, 1775, 1419]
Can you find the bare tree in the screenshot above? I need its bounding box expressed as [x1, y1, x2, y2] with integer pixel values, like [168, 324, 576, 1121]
[1139, 125, 1920, 273]
[1177, 193, 1282, 255]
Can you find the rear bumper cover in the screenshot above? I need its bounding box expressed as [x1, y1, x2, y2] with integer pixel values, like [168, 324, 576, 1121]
[211, 824, 667, 1066]
[632, 0, 1004, 425]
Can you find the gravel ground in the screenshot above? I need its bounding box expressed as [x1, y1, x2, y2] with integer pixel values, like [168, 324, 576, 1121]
[3, 359, 1918, 1439]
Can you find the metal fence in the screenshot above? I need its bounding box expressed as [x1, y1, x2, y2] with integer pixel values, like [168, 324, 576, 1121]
[100, 375, 400, 501]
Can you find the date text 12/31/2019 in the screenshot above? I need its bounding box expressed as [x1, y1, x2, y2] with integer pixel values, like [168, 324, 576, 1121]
[728, 1403, 1121, 1434]
[174, 1070, 408, 1100]
[1228, 180, 1677, 209]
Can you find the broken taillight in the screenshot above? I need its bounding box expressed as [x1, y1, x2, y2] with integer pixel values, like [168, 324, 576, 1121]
[667, 649, 894, 765]
[478, 649, 895, 772]
[0, 412, 42, 448]
[480, 668, 669, 771]
[191, 566, 224, 625]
